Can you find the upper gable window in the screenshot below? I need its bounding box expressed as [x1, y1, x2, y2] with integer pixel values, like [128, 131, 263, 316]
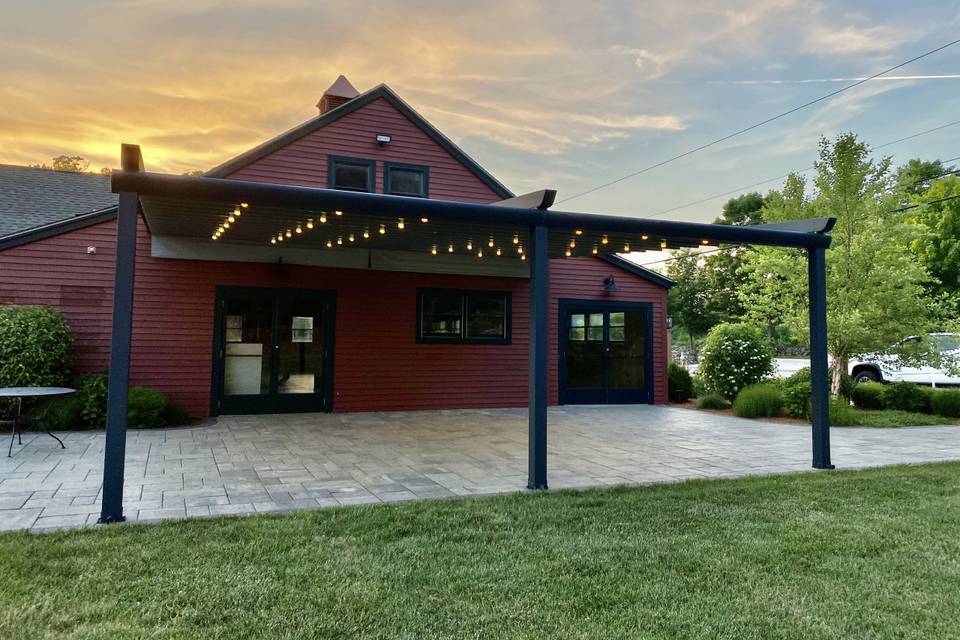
[385, 162, 429, 198]
[329, 156, 374, 192]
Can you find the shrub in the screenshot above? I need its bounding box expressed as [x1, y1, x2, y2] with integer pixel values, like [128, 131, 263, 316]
[929, 389, 960, 418]
[127, 387, 167, 428]
[829, 398, 859, 426]
[782, 380, 811, 420]
[733, 383, 783, 418]
[692, 375, 708, 399]
[0, 305, 73, 387]
[668, 362, 694, 403]
[161, 402, 191, 427]
[850, 382, 884, 410]
[78, 372, 109, 427]
[33, 393, 84, 431]
[881, 382, 930, 413]
[697, 393, 729, 410]
[699, 323, 774, 400]
[782, 366, 853, 398]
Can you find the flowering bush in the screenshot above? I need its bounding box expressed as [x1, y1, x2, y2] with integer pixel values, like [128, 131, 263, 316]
[699, 323, 774, 400]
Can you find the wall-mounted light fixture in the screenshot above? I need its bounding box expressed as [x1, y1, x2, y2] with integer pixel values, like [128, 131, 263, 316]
[603, 275, 620, 292]
[376, 133, 392, 145]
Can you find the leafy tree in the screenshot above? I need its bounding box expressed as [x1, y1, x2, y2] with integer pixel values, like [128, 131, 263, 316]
[740, 133, 930, 394]
[896, 158, 950, 197]
[907, 175, 960, 292]
[50, 155, 89, 172]
[667, 250, 716, 353]
[713, 192, 766, 226]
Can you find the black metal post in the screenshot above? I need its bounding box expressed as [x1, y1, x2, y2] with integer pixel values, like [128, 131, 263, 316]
[528, 224, 548, 489]
[99, 145, 142, 524]
[808, 246, 833, 469]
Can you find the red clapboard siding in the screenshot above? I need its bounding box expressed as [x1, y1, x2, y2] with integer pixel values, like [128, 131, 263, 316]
[1, 218, 667, 416]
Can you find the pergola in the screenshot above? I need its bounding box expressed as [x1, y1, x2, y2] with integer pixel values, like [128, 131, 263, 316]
[98, 144, 835, 524]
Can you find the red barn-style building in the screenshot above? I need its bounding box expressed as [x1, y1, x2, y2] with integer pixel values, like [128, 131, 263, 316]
[0, 76, 672, 419]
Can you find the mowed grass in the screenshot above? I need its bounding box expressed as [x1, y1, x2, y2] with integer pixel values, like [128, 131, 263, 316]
[852, 410, 957, 428]
[2, 464, 960, 639]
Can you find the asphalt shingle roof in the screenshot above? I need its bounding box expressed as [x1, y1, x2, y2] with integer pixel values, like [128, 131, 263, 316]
[0, 165, 117, 239]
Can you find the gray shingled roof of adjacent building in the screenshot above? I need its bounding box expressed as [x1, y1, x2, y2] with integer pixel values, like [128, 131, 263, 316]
[0, 165, 117, 239]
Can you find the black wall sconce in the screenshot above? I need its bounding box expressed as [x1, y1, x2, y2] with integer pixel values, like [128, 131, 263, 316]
[603, 275, 619, 292]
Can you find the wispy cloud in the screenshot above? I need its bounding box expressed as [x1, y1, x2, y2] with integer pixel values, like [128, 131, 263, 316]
[712, 74, 960, 85]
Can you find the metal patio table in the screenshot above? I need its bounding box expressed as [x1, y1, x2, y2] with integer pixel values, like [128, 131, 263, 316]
[0, 387, 74, 457]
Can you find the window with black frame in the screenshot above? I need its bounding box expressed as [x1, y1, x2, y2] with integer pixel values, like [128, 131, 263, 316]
[385, 163, 428, 197]
[418, 289, 510, 343]
[329, 157, 374, 192]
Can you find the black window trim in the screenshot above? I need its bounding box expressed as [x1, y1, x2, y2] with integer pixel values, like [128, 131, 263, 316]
[328, 155, 376, 193]
[416, 288, 511, 344]
[384, 161, 429, 198]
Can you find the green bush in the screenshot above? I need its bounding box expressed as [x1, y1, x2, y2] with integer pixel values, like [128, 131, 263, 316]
[668, 363, 694, 403]
[697, 393, 729, 410]
[782, 366, 853, 398]
[850, 382, 885, 410]
[0, 305, 73, 387]
[830, 398, 859, 426]
[881, 382, 930, 413]
[78, 372, 109, 427]
[699, 323, 774, 400]
[33, 393, 84, 431]
[692, 375, 708, 399]
[161, 402, 191, 427]
[929, 389, 960, 418]
[127, 387, 167, 428]
[733, 383, 783, 418]
[782, 381, 811, 419]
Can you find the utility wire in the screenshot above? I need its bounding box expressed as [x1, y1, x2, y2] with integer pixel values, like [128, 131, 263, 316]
[557, 38, 960, 206]
[646, 125, 960, 220]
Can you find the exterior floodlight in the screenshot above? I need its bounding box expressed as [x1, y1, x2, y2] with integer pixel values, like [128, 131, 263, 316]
[376, 134, 392, 145]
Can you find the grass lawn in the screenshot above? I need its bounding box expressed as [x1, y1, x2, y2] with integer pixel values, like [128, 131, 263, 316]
[3, 464, 960, 639]
[853, 409, 957, 428]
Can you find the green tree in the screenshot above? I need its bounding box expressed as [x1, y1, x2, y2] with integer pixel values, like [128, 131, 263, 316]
[896, 158, 949, 197]
[907, 175, 960, 292]
[667, 250, 716, 353]
[740, 133, 930, 394]
[713, 192, 766, 225]
[50, 155, 89, 172]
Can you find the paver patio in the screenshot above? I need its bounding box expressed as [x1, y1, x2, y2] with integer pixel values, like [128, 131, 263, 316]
[2, 405, 959, 533]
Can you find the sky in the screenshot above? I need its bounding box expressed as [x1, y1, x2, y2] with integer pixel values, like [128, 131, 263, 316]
[2, 0, 960, 235]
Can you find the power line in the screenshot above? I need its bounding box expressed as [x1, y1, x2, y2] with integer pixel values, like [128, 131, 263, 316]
[888, 193, 960, 214]
[557, 37, 960, 206]
[645, 124, 960, 220]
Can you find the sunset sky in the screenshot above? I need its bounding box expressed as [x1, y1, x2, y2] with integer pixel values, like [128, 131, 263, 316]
[1, 1, 959, 223]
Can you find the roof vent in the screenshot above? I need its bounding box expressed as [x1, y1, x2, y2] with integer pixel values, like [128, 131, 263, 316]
[317, 75, 360, 114]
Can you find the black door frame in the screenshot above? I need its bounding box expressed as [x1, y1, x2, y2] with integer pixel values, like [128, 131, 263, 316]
[558, 299, 654, 405]
[211, 286, 336, 415]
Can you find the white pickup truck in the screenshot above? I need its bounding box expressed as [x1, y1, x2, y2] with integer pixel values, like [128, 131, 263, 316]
[849, 333, 960, 386]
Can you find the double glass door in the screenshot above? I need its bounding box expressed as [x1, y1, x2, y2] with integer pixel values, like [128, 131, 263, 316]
[215, 287, 334, 414]
[561, 302, 652, 404]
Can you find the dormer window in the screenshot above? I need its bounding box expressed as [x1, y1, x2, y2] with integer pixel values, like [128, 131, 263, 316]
[329, 156, 374, 192]
[385, 162, 429, 198]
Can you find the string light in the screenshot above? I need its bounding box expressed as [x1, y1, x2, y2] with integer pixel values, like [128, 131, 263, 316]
[431, 245, 438, 255]
[521, 254, 526, 261]
[335, 210, 343, 216]
[233, 206, 242, 217]
[240, 202, 248, 209]
[223, 221, 230, 229]
[512, 235, 519, 244]
[306, 220, 314, 229]
[641, 234, 649, 241]
[660, 239, 667, 249]
[477, 248, 484, 258]
[295, 226, 302, 234]
[277, 234, 283, 243]
[448, 243, 454, 253]
[363, 229, 370, 239]
[217, 226, 225, 233]
[701, 239, 710, 245]
[569, 239, 576, 248]
[420, 217, 429, 223]
[575, 229, 583, 236]
[601, 235, 609, 245]
[517, 246, 523, 254]
[319, 213, 327, 224]
[337, 236, 343, 245]
[488, 238, 495, 248]
[624, 242, 631, 252]
[325, 240, 332, 248]
[397, 218, 405, 230]
[211, 234, 218, 241]
[467, 240, 473, 251]
[349, 233, 355, 242]
[379, 224, 386, 235]
[496, 247, 502, 256]
[592, 246, 598, 255]
[227, 215, 235, 223]
[565, 249, 572, 257]
[270, 238, 276, 244]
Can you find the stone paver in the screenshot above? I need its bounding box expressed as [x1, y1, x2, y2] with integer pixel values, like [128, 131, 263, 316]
[1, 405, 959, 533]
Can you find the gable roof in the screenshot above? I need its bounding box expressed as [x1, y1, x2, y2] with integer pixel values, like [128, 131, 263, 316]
[0, 165, 117, 240]
[601, 254, 675, 288]
[205, 84, 514, 200]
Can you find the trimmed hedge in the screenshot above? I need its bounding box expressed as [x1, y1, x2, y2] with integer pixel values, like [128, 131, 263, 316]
[668, 363, 694, 403]
[0, 305, 73, 388]
[697, 393, 729, 410]
[881, 382, 930, 413]
[733, 383, 783, 418]
[930, 389, 960, 418]
[851, 382, 884, 410]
